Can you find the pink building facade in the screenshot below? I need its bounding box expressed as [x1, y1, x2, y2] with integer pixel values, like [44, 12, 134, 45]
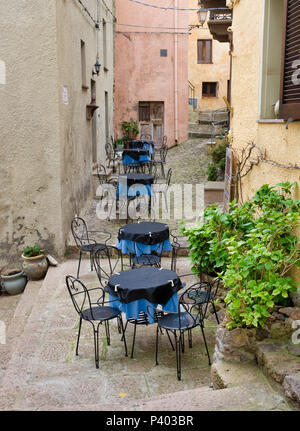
[114, 0, 189, 147]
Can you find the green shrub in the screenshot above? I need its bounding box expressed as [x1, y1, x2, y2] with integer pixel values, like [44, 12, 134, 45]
[182, 182, 300, 330]
[23, 245, 42, 257]
[207, 164, 218, 181]
[121, 120, 139, 140]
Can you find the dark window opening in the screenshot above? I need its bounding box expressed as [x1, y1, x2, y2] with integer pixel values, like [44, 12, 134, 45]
[202, 82, 218, 97]
[160, 49, 168, 57]
[197, 40, 212, 64]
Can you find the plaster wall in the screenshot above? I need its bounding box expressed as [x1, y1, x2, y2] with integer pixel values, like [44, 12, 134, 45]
[0, 0, 62, 268]
[230, 0, 300, 285]
[55, 0, 115, 250]
[188, 0, 230, 111]
[0, 0, 115, 268]
[114, 0, 189, 147]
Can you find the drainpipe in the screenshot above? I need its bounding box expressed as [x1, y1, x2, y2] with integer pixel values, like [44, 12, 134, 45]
[174, 0, 178, 145]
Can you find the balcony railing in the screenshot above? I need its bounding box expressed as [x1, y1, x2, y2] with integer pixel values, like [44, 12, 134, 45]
[209, 11, 232, 21]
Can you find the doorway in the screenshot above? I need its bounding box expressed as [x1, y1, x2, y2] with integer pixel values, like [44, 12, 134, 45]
[138, 102, 164, 144]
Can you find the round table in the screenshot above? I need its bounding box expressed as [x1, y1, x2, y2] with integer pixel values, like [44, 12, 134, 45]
[118, 221, 169, 245]
[118, 173, 154, 188]
[107, 268, 182, 323]
[122, 148, 150, 165]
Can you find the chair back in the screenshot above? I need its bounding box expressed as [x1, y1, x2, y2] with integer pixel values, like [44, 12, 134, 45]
[133, 239, 164, 265]
[160, 146, 168, 163]
[178, 282, 211, 330]
[97, 164, 107, 184]
[166, 168, 172, 186]
[162, 135, 167, 146]
[93, 246, 123, 288]
[105, 142, 113, 159]
[140, 134, 152, 140]
[71, 217, 90, 248]
[66, 275, 93, 319]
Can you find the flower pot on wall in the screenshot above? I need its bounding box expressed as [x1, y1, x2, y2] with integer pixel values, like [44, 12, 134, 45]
[22, 254, 48, 280]
[1, 270, 28, 295]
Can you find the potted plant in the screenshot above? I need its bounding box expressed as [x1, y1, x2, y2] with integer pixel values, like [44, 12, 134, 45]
[121, 120, 139, 148]
[22, 244, 48, 280]
[1, 269, 27, 295]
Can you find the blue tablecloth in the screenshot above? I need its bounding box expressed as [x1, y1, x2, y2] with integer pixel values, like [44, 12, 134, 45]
[123, 154, 150, 165]
[131, 142, 154, 155]
[108, 292, 179, 324]
[116, 238, 173, 256]
[116, 183, 152, 199]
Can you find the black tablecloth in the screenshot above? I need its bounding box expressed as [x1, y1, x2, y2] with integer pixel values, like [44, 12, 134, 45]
[118, 222, 170, 245]
[107, 267, 182, 305]
[122, 149, 149, 161]
[118, 173, 154, 187]
[130, 140, 154, 150]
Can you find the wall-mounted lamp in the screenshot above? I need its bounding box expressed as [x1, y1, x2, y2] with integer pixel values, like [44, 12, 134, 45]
[92, 59, 101, 76]
[197, 6, 208, 26]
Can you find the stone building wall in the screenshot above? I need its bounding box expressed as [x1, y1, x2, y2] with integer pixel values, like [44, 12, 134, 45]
[0, 0, 115, 268]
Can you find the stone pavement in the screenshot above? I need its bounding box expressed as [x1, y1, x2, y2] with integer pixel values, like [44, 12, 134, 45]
[0, 256, 295, 411]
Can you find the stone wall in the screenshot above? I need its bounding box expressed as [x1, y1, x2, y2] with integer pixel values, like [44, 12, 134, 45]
[0, 0, 115, 269]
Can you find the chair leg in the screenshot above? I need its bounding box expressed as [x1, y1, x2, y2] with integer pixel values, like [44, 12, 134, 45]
[200, 323, 211, 365]
[119, 315, 128, 357]
[174, 331, 181, 381]
[155, 325, 159, 365]
[166, 329, 175, 351]
[121, 319, 128, 341]
[131, 321, 137, 359]
[77, 251, 82, 278]
[93, 324, 100, 369]
[164, 192, 168, 213]
[90, 252, 93, 272]
[181, 330, 185, 353]
[212, 302, 220, 324]
[76, 317, 82, 356]
[105, 321, 110, 346]
[188, 329, 193, 348]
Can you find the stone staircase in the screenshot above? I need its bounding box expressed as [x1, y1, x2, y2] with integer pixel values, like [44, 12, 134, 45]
[0, 261, 296, 411]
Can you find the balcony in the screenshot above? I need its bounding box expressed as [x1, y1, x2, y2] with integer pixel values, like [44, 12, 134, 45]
[200, 0, 227, 7]
[207, 11, 232, 43]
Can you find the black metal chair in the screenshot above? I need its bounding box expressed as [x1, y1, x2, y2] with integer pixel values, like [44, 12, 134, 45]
[71, 217, 111, 278]
[130, 239, 164, 269]
[105, 142, 120, 173]
[170, 229, 189, 272]
[191, 277, 221, 325]
[66, 275, 127, 368]
[152, 145, 168, 178]
[92, 245, 124, 288]
[97, 163, 108, 185]
[153, 281, 212, 380]
[152, 168, 172, 213]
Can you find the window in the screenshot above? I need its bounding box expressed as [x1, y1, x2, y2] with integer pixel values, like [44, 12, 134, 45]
[103, 19, 107, 70]
[197, 40, 212, 64]
[202, 82, 218, 98]
[259, 0, 284, 119]
[160, 49, 168, 57]
[279, 0, 300, 119]
[91, 79, 96, 103]
[81, 40, 87, 89]
[139, 102, 150, 122]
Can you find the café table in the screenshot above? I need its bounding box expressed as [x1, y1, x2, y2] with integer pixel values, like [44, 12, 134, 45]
[116, 173, 154, 199]
[116, 221, 173, 256]
[130, 140, 154, 157]
[122, 148, 150, 166]
[107, 267, 182, 324]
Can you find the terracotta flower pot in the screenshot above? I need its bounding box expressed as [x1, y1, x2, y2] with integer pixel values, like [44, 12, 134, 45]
[22, 253, 48, 280]
[1, 269, 28, 295]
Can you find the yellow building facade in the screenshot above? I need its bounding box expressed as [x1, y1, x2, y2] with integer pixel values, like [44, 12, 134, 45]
[188, 0, 230, 111]
[228, 0, 300, 287]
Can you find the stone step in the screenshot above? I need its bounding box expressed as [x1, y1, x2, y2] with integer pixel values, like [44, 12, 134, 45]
[0, 279, 43, 387]
[129, 382, 290, 411]
[255, 340, 300, 407]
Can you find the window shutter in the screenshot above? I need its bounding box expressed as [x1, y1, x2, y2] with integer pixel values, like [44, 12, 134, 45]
[279, 0, 300, 119]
